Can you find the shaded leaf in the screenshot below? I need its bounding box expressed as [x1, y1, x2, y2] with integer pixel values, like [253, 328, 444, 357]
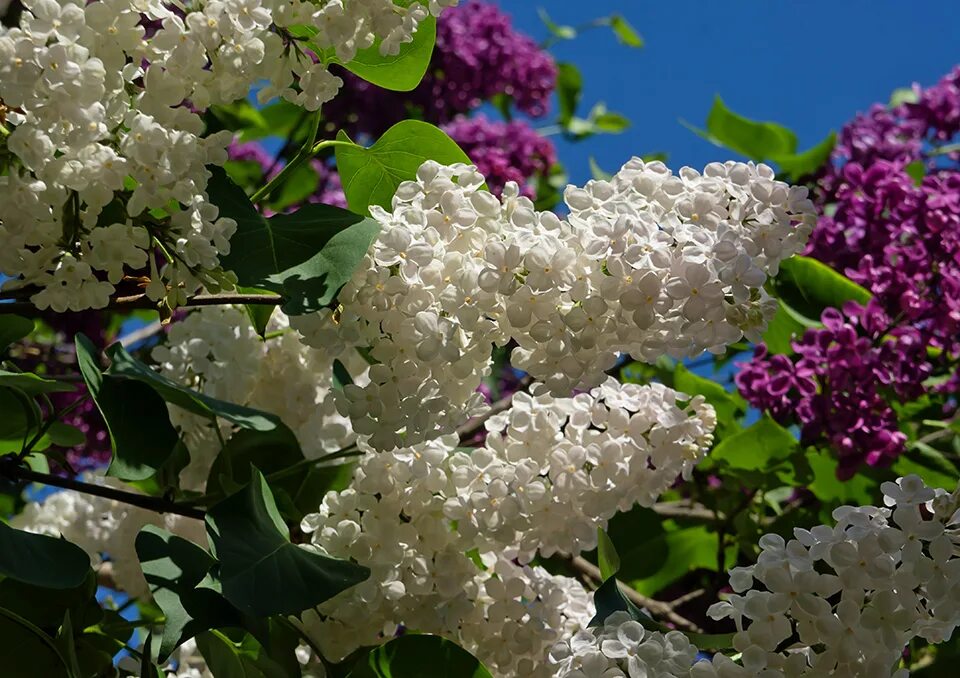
[0, 315, 33, 352]
[212, 167, 380, 315]
[76, 334, 180, 481]
[597, 528, 620, 580]
[0, 370, 74, 394]
[348, 634, 493, 678]
[205, 469, 369, 617]
[0, 521, 89, 589]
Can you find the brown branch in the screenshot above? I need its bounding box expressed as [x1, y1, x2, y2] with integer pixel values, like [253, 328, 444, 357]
[0, 457, 205, 520]
[118, 319, 166, 348]
[569, 555, 704, 633]
[652, 500, 718, 521]
[456, 375, 534, 442]
[0, 292, 282, 315]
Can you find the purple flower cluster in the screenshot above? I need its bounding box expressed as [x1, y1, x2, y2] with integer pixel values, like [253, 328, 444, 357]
[737, 302, 929, 478]
[323, 1, 557, 139]
[443, 116, 557, 197]
[739, 66, 960, 476]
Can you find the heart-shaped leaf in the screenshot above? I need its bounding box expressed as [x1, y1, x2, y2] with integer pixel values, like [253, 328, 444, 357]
[348, 635, 493, 678]
[0, 521, 90, 590]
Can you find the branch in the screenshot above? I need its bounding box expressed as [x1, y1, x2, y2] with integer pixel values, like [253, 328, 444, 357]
[651, 500, 718, 521]
[569, 555, 704, 633]
[0, 292, 283, 315]
[456, 375, 533, 443]
[0, 457, 205, 520]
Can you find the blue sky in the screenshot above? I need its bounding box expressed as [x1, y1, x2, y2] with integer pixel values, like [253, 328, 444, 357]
[497, 0, 960, 185]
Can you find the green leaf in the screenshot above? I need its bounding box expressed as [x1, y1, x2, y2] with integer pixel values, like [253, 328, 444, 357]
[209, 101, 269, 136]
[54, 610, 82, 678]
[291, 6, 436, 92]
[0, 370, 74, 394]
[894, 443, 960, 491]
[0, 314, 33, 352]
[761, 299, 819, 355]
[335, 121, 474, 214]
[711, 414, 797, 471]
[205, 469, 369, 617]
[0, 522, 90, 590]
[140, 633, 162, 678]
[537, 8, 576, 40]
[46, 421, 86, 448]
[697, 95, 798, 160]
[348, 634, 493, 678]
[805, 449, 877, 506]
[76, 334, 180, 480]
[196, 629, 293, 678]
[268, 163, 320, 212]
[238, 287, 277, 340]
[240, 101, 305, 142]
[629, 525, 729, 597]
[589, 157, 612, 181]
[103, 339, 278, 431]
[205, 427, 304, 503]
[890, 87, 919, 107]
[597, 528, 620, 580]
[212, 167, 380, 316]
[332, 359, 352, 391]
[608, 15, 643, 47]
[0, 570, 101, 631]
[0, 606, 75, 678]
[555, 63, 582, 126]
[0, 386, 32, 448]
[136, 525, 243, 660]
[773, 132, 836, 180]
[774, 255, 872, 319]
[588, 575, 651, 628]
[905, 160, 926, 186]
[672, 363, 745, 432]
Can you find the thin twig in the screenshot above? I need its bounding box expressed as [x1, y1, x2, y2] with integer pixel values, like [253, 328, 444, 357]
[652, 500, 718, 521]
[667, 587, 706, 609]
[569, 556, 704, 633]
[0, 292, 282, 316]
[0, 457, 205, 520]
[119, 320, 166, 349]
[456, 375, 534, 442]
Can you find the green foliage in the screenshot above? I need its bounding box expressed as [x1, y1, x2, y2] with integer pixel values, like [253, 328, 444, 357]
[211, 167, 381, 316]
[348, 634, 493, 678]
[553, 62, 630, 139]
[588, 574, 650, 628]
[76, 334, 180, 480]
[0, 370, 74, 394]
[804, 449, 878, 506]
[710, 414, 797, 472]
[0, 521, 90, 590]
[538, 10, 643, 49]
[103, 339, 278, 431]
[608, 15, 644, 47]
[689, 96, 835, 180]
[672, 363, 745, 434]
[773, 255, 872, 320]
[205, 469, 369, 617]
[335, 121, 474, 214]
[289, 2, 436, 92]
[136, 525, 243, 660]
[0, 314, 33, 352]
[596, 527, 620, 580]
[196, 628, 295, 678]
[761, 299, 819, 355]
[893, 443, 960, 491]
[556, 63, 582, 126]
[0, 606, 74, 678]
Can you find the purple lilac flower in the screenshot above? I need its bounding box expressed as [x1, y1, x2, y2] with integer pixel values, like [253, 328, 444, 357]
[322, 1, 557, 139]
[740, 66, 960, 477]
[443, 116, 557, 197]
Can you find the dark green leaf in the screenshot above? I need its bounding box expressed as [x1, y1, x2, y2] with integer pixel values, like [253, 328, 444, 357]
[76, 334, 180, 480]
[196, 629, 293, 678]
[893, 443, 960, 491]
[103, 340, 278, 431]
[905, 160, 926, 186]
[0, 370, 74, 394]
[206, 427, 304, 502]
[0, 315, 33, 352]
[55, 610, 82, 678]
[588, 576, 650, 628]
[46, 421, 87, 448]
[136, 525, 243, 660]
[348, 634, 493, 678]
[597, 528, 620, 580]
[609, 15, 643, 47]
[0, 606, 73, 678]
[335, 121, 474, 214]
[140, 633, 162, 678]
[209, 101, 269, 137]
[774, 255, 872, 319]
[711, 414, 797, 471]
[0, 522, 90, 589]
[240, 101, 304, 142]
[212, 167, 380, 315]
[629, 526, 728, 597]
[268, 163, 320, 212]
[238, 287, 277, 340]
[205, 469, 369, 617]
[0, 570, 101, 631]
[332, 359, 352, 391]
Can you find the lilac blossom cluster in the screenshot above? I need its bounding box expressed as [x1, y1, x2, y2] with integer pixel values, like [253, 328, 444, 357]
[738, 66, 960, 475]
[441, 116, 557, 197]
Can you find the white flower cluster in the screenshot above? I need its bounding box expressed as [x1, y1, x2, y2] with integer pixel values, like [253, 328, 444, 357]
[700, 474, 960, 677]
[11, 474, 206, 597]
[152, 306, 362, 491]
[548, 611, 699, 678]
[445, 378, 716, 561]
[0, 0, 455, 311]
[299, 378, 715, 676]
[551, 475, 960, 678]
[293, 159, 815, 450]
